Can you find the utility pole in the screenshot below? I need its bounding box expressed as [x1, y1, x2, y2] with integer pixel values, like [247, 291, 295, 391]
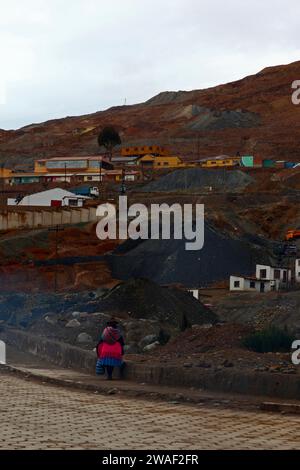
[120, 168, 126, 195]
[64, 163, 67, 188]
[98, 159, 102, 198]
[282, 241, 297, 291]
[197, 132, 200, 160]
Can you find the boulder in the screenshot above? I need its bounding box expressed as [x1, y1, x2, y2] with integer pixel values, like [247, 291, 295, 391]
[65, 319, 81, 328]
[71, 312, 81, 318]
[76, 332, 93, 344]
[139, 334, 158, 349]
[143, 341, 160, 352]
[44, 315, 57, 326]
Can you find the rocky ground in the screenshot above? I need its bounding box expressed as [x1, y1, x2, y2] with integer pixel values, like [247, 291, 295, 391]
[200, 288, 300, 333]
[1, 280, 298, 377]
[0, 278, 217, 354]
[130, 322, 298, 376]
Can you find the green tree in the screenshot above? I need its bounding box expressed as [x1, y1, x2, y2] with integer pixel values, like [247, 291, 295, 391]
[97, 126, 121, 160]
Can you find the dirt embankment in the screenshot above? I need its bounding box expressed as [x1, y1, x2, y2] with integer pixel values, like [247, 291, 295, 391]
[0, 223, 120, 292]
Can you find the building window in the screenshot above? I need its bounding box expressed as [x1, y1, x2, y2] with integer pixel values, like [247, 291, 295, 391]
[68, 199, 78, 207]
[47, 160, 86, 169]
[250, 281, 256, 289]
[260, 269, 267, 279]
[234, 281, 240, 288]
[274, 269, 281, 280]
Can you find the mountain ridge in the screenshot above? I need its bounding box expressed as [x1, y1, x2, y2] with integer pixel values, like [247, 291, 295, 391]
[1, 60, 300, 168]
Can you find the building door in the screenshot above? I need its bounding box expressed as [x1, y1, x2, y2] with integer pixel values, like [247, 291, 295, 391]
[260, 282, 265, 293]
[51, 200, 62, 207]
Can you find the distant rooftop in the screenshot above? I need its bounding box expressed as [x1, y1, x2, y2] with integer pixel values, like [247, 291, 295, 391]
[37, 155, 109, 162]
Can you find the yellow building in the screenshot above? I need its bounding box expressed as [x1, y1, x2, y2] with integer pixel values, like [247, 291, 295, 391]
[0, 168, 12, 178]
[121, 145, 170, 157]
[138, 154, 184, 168]
[200, 156, 240, 168]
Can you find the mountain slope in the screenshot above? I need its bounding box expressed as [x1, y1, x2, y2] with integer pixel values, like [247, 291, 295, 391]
[1, 60, 300, 168]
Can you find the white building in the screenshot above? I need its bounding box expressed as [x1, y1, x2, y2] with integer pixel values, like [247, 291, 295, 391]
[231, 261, 300, 293]
[7, 188, 90, 208]
[256, 264, 292, 284]
[230, 276, 278, 293]
[187, 288, 200, 300]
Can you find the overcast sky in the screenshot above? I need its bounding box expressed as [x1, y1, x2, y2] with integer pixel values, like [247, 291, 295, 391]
[0, 0, 300, 130]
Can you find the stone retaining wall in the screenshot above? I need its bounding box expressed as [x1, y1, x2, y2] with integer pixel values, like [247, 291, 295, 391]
[1, 328, 300, 400]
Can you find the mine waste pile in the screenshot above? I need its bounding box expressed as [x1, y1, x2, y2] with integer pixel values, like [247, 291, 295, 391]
[109, 223, 271, 286]
[140, 168, 254, 193]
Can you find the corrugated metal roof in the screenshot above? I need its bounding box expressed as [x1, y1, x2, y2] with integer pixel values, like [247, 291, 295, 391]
[111, 156, 140, 162]
[38, 155, 110, 162]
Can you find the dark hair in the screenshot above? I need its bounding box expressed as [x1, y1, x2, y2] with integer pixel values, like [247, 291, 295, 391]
[106, 320, 118, 328]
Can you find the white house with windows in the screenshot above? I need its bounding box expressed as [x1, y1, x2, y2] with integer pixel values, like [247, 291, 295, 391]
[256, 264, 292, 284]
[230, 262, 294, 293]
[230, 276, 279, 293]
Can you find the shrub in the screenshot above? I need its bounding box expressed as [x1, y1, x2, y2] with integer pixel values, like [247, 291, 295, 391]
[243, 326, 294, 353]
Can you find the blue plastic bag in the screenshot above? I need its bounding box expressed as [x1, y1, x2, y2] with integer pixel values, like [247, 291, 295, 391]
[96, 359, 105, 375]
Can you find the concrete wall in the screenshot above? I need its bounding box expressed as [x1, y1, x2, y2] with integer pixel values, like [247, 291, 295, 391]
[2, 328, 300, 400]
[0, 207, 97, 231]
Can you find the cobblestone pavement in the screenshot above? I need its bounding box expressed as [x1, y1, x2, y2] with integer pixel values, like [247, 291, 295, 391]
[0, 371, 300, 450]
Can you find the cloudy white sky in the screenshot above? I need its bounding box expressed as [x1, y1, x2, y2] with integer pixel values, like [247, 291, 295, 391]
[0, 0, 300, 129]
